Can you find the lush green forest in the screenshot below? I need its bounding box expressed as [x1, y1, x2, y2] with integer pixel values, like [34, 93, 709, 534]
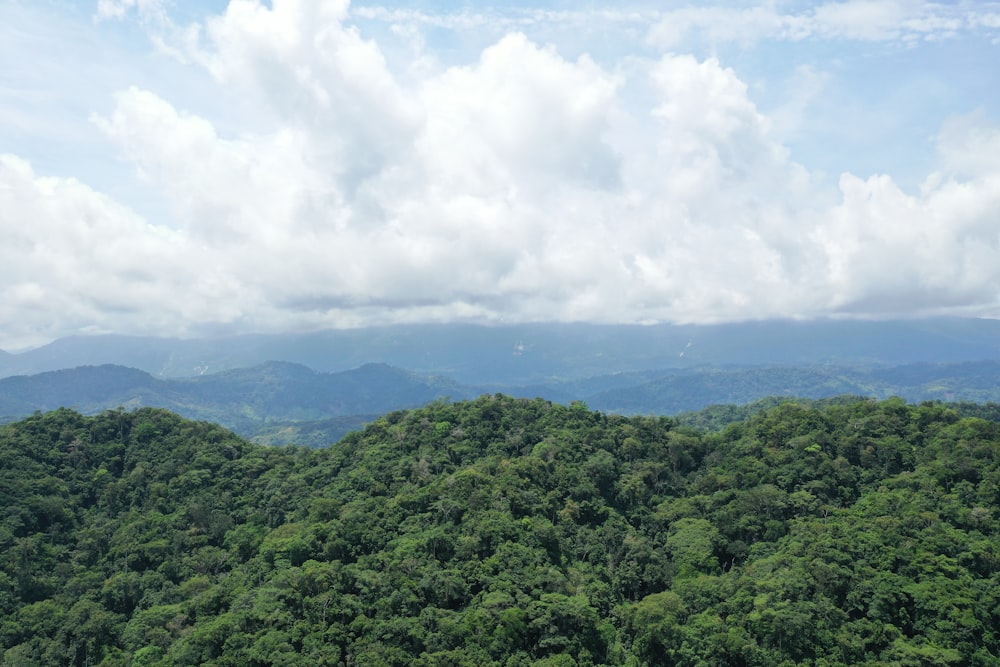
[2, 397, 999, 665]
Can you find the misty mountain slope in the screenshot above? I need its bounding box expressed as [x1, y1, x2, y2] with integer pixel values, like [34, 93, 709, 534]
[867, 360, 1000, 399]
[6, 358, 1000, 447]
[0, 363, 474, 443]
[579, 362, 1000, 415]
[176, 361, 477, 419]
[5, 319, 1000, 383]
[0, 365, 170, 418]
[582, 366, 871, 414]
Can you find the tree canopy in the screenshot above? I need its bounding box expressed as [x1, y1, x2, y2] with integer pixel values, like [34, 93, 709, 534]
[1, 396, 998, 665]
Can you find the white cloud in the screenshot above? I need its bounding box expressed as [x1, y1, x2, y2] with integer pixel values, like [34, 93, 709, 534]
[184, 0, 422, 194]
[1, 0, 1000, 349]
[93, 87, 324, 243]
[818, 169, 1000, 316]
[415, 34, 620, 192]
[0, 154, 208, 349]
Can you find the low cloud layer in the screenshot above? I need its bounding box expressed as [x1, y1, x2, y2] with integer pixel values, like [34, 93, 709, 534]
[1, 0, 999, 349]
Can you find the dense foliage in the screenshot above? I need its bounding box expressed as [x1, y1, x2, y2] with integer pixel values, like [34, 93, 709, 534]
[2, 397, 999, 665]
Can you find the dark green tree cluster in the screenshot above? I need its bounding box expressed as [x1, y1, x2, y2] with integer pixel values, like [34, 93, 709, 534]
[1, 397, 999, 665]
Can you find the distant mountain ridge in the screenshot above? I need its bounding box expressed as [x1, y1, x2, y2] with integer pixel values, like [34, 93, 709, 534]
[4, 318, 1000, 383]
[0, 362, 475, 443]
[586, 366, 869, 414]
[5, 358, 1000, 446]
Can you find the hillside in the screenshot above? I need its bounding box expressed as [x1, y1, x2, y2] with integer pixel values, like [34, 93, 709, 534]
[1, 398, 998, 665]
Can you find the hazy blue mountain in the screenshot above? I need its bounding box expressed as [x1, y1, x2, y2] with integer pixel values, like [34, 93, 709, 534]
[1, 335, 179, 377]
[0, 363, 474, 444]
[4, 318, 1000, 383]
[6, 357, 1000, 446]
[583, 361, 1000, 415]
[178, 361, 477, 420]
[0, 365, 167, 419]
[868, 361, 1000, 397]
[581, 366, 869, 414]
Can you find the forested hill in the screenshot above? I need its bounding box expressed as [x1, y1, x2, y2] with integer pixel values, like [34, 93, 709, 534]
[2, 398, 999, 665]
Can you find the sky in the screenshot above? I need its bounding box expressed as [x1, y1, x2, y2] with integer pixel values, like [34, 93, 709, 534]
[1, 0, 1000, 351]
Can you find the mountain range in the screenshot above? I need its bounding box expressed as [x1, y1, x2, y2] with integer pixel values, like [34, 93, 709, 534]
[4, 318, 1000, 384]
[4, 356, 1000, 446]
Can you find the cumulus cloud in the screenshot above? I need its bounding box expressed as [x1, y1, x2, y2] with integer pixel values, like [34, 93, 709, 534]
[0, 154, 206, 349]
[813, 110, 1000, 318]
[93, 87, 324, 243]
[819, 170, 1000, 317]
[2, 0, 1000, 349]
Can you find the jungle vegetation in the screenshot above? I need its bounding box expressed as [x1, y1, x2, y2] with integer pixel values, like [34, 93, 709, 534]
[1, 396, 998, 665]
